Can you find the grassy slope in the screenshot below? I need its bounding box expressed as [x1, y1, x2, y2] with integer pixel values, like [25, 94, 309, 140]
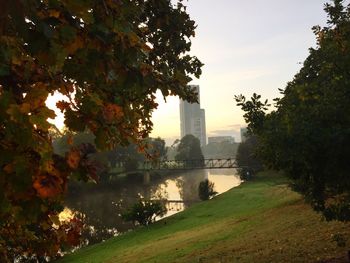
[58, 171, 350, 263]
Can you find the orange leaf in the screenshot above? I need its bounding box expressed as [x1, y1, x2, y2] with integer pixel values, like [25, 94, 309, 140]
[33, 174, 64, 198]
[19, 103, 31, 114]
[3, 163, 14, 174]
[127, 32, 139, 47]
[66, 148, 80, 169]
[66, 228, 81, 246]
[103, 103, 124, 123]
[48, 9, 60, 18]
[58, 83, 74, 95]
[66, 36, 84, 54]
[67, 135, 73, 145]
[56, 101, 70, 112]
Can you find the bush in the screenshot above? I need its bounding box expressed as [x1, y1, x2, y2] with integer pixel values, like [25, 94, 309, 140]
[122, 199, 167, 226]
[238, 167, 254, 181]
[198, 179, 217, 201]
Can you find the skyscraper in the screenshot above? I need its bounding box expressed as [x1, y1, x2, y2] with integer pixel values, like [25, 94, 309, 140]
[179, 85, 207, 146]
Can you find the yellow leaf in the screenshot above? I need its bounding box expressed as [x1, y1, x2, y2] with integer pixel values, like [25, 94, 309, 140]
[49, 215, 61, 226]
[19, 103, 31, 114]
[128, 32, 139, 47]
[48, 9, 60, 18]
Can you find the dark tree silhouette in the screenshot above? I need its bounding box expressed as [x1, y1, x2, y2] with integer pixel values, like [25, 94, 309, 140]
[175, 135, 204, 167]
[235, 0, 350, 221]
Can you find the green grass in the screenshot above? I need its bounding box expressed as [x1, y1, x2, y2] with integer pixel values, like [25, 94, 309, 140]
[57, 171, 350, 263]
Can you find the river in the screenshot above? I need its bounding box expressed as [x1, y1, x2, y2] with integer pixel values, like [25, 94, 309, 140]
[61, 168, 241, 247]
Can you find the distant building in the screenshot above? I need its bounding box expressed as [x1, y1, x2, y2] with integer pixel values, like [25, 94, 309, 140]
[240, 127, 248, 142]
[208, 136, 235, 144]
[180, 85, 207, 146]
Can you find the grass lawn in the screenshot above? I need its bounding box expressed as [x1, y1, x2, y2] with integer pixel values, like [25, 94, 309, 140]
[57, 171, 350, 263]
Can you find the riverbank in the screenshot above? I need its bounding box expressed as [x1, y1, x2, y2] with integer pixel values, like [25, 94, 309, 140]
[57, 171, 350, 263]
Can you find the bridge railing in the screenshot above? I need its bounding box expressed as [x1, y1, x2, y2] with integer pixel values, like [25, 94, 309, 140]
[143, 158, 238, 170]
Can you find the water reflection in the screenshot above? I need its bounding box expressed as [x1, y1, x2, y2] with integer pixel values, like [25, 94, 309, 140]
[63, 169, 240, 247]
[208, 168, 241, 193]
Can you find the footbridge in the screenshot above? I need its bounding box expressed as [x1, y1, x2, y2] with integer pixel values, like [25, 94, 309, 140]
[110, 158, 245, 179]
[110, 158, 244, 185]
[143, 158, 240, 171]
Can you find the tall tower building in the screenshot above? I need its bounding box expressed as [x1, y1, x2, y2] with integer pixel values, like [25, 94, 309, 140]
[179, 85, 207, 146]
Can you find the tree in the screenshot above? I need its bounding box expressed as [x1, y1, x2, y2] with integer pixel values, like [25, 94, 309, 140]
[107, 137, 167, 172]
[52, 131, 95, 156]
[175, 135, 204, 167]
[235, 0, 350, 221]
[166, 139, 180, 160]
[54, 133, 167, 175]
[202, 141, 238, 159]
[0, 0, 202, 260]
[236, 135, 263, 180]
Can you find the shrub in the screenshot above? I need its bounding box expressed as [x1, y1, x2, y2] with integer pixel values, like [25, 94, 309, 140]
[198, 179, 217, 201]
[122, 199, 167, 226]
[237, 167, 254, 181]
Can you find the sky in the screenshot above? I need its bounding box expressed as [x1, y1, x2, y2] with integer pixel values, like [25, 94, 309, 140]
[48, 0, 330, 145]
[149, 0, 329, 145]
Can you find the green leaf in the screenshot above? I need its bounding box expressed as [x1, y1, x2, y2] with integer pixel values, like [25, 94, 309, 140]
[0, 65, 10, 76]
[64, 110, 86, 132]
[60, 25, 77, 42]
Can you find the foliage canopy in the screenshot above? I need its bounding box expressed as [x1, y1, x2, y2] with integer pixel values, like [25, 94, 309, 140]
[175, 134, 204, 161]
[0, 0, 202, 260]
[235, 0, 350, 221]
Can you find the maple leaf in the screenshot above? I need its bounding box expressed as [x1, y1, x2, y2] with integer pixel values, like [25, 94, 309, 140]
[33, 174, 64, 198]
[56, 101, 70, 112]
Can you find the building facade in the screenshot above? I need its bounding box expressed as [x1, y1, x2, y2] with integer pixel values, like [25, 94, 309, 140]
[180, 85, 207, 146]
[208, 136, 235, 144]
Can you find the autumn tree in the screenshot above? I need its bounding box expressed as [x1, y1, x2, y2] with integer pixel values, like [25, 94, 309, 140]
[235, 0, 350, 221]
[0, 0, 202, 261]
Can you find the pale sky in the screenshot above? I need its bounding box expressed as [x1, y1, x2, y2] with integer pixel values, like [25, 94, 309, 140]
[150, 0, 329, 145]
[48, 1, 331, 145]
